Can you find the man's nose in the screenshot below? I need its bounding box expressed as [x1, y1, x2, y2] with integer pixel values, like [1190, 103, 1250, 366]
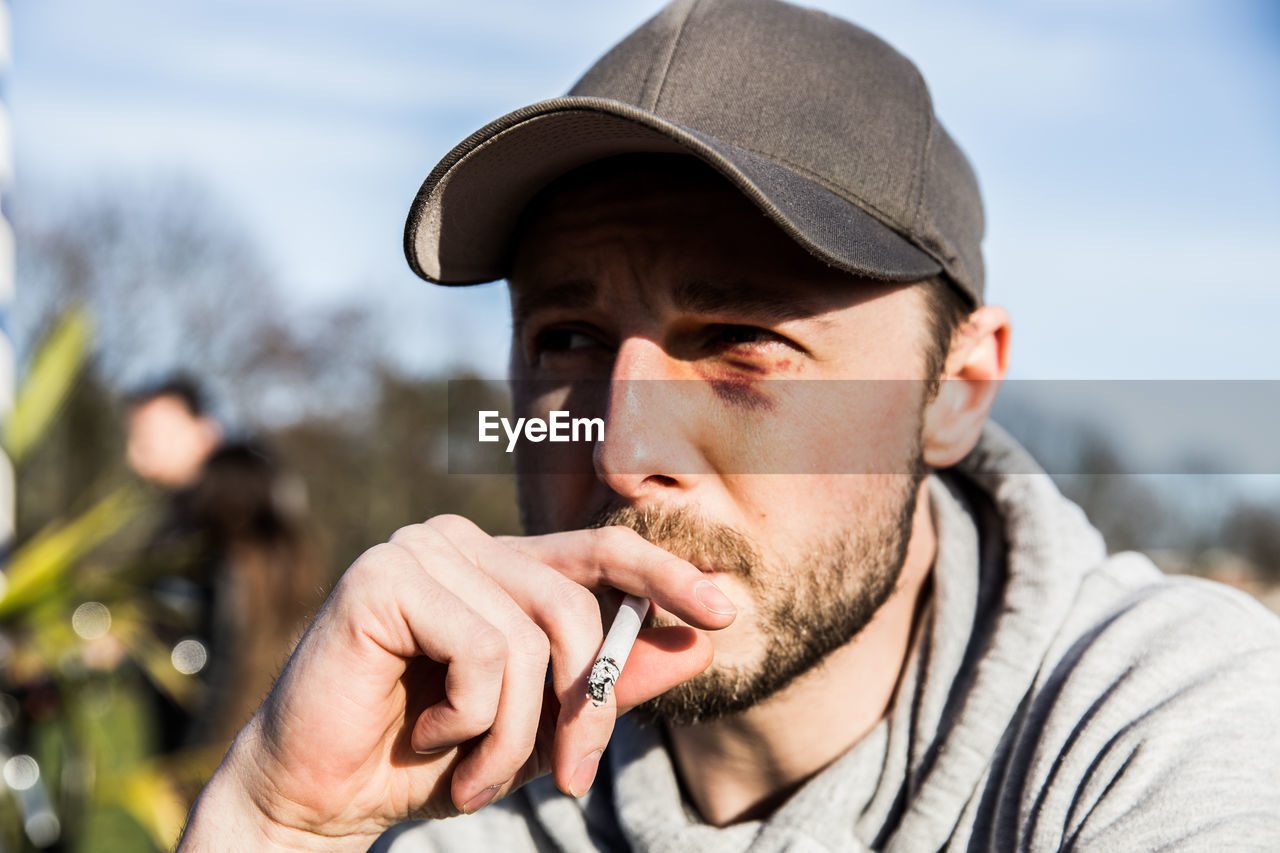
[593, 337, 710, 500]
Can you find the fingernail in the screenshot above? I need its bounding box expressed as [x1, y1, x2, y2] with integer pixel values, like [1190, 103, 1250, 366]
[570, 750, 603, 797]
[461, 785, 500, 814]
[415, 744, 450, 756]
[694, 580, 737, 615]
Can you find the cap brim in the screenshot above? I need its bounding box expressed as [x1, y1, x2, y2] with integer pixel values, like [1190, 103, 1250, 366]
[405, 96, 943, 285]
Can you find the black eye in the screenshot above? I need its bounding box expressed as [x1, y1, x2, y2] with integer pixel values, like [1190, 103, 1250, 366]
[707, 324, 782, 347]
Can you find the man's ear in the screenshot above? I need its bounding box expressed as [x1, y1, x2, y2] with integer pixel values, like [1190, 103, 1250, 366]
[922, 305, 1011, 468]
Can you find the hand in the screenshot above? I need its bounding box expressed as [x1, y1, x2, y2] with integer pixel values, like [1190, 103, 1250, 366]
[178, 515, 736, 851]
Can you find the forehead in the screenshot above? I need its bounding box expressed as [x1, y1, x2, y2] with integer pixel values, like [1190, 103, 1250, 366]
[130, 393, 205, 428]
[132, 395, 187, 418]
[508, 158, 876, 310]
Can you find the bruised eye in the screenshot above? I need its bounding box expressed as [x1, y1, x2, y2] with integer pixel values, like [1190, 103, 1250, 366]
[704, 324, 791, 349]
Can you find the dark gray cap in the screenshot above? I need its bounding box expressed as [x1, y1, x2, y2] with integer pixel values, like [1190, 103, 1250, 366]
[404, 0, 985, 304]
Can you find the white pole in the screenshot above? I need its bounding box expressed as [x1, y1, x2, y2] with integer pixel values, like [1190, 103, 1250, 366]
[0, 0, 12, 554]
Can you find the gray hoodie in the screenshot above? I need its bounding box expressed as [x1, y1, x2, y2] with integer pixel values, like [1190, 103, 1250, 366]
[377, 425, 1280, 851]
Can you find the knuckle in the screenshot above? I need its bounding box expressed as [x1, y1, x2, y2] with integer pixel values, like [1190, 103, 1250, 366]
[426, 513, 480, 537]
[553, 582, 601, 629]
[467, 624, 510, 666]
[454, 700, 498, 734]
[591, 525, 639, 559]
[356, 540, 398, 565]
[345, 543, 400, 583]
[495, 733, 538, 776]
[390, 523, 459, 560]
[511, 622, 551, 663]
[388, 523, 432, 548]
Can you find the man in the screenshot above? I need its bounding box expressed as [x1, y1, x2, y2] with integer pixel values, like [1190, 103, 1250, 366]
[179, 1, 1280, 850]
[125, 376, 223, 491]
[127, 377, 322, 756]
[125, 376, 229, 751]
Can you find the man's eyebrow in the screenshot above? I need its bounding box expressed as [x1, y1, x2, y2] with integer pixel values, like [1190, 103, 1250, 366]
[671, 279, 832, 324]
[511, 279, 598, 328]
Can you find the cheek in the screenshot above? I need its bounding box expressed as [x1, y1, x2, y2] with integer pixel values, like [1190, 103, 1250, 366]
[708, 382, 924, 555]
[707, 380, 924, 477]
[723, 472, 892, 557]
[832, 380, 925, 474]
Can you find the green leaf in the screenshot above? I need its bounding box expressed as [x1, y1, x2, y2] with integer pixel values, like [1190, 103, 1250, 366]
[0, 486, 141, 617]
[4, 307, 93, 465]
[112, 761, 192, 851]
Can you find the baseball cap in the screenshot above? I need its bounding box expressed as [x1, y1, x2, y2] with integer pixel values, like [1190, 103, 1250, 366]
[404, 0, 985, 305]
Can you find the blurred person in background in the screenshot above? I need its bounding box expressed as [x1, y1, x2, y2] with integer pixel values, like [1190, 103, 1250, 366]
[124, 377, 324, 756]
[125, 376, 223, 492]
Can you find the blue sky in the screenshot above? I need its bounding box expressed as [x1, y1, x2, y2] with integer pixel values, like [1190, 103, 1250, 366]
[7, 0, 1279, 379]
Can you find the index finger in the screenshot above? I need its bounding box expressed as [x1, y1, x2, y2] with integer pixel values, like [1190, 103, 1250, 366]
[496, 526, 737, 630]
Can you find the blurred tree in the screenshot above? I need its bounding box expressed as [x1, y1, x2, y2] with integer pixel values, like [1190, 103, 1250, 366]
[1054, 429, 1171, 555]
[1222, 501, 1280, 582]
[273, 369, 519, 572]
[12, 176, 526, 579]
[12, 180, 382, 430]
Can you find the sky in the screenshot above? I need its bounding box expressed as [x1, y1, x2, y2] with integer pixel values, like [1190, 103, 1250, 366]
[6, 0, 1280, 381]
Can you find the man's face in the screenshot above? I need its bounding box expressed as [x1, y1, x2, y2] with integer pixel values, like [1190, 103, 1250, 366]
[507, 161, 937, 723]
[126, 395, 220, 490]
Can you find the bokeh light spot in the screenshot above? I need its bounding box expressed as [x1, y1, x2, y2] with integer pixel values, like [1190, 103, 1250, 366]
[3, 755, 40, 791]
[71, 602, 111, 640]
[171, 638, 209, 675]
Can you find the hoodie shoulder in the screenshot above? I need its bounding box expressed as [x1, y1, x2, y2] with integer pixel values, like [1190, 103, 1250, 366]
[1066, 550, 1280, 675]
[993, 551, 1280, 851]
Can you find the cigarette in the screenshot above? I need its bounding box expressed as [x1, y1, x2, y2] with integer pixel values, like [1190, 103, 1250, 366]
[587, 594, 650, 706]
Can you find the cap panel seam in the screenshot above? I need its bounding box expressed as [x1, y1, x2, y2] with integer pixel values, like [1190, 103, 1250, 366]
[909, 64, 935, 234]
[649, 0, 700, 112]
[722, 138, 945, 267]
[911, 116, 935, 236]
[637, 55, 658, 109]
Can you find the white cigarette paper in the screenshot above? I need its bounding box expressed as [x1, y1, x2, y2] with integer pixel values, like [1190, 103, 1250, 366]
[587, 594, 651, 706]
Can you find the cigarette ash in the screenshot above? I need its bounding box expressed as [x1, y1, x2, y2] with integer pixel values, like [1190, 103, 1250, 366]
[587, 656, 622, 706]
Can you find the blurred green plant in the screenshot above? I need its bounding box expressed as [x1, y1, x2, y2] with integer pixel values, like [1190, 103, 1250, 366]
[0, 308, 202, 852]
[3, 309, 92, 468]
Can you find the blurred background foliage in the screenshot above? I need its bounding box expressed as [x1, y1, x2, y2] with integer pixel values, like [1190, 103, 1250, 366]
[12, 180, 522, 577]
[1, 178, 1276, 850]
[1, 183, 518, 850]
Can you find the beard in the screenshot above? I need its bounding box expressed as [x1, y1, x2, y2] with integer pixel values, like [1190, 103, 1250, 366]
[582, 462, 926, 727]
